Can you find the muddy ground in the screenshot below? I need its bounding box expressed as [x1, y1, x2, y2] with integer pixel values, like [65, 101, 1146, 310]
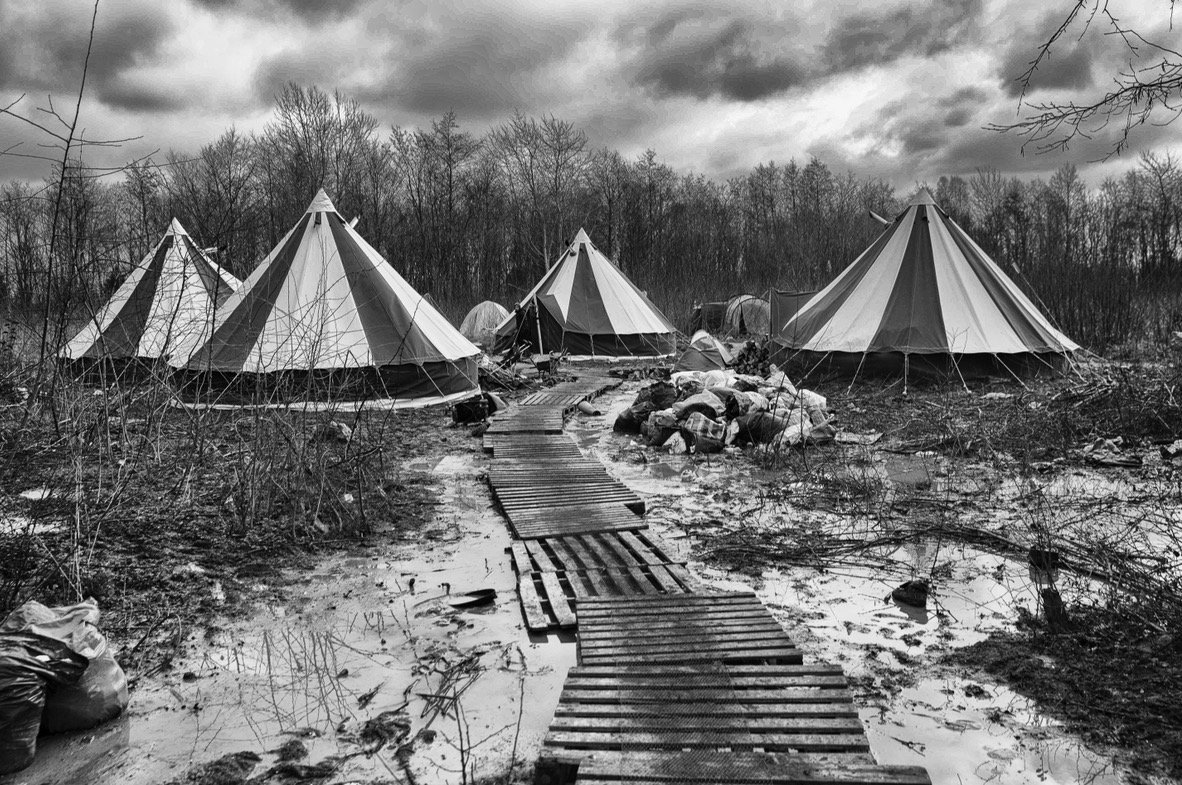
[2, 363, 1181, 783]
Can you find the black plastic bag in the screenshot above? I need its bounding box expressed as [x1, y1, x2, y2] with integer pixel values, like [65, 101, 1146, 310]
[0, 632, 88, 774]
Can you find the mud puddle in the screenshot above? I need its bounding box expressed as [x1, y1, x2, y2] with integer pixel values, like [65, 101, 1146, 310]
[6, 452, 573, 785]
[572, 383, 1127, 785]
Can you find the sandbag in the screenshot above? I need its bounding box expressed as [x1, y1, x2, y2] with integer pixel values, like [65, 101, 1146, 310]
[702, 370, 731, 390]
[613, 401, 655, 433]
[641, 410, 679, 447]
[734, 412, 787, 444]
[673, 391, 725, 421]
[635, 381, 678, 410]
[731, 374, 764, 393]
[763, 367, 797, 393]
[1, 600, 128, 734]
[680, 412, 727, 453]
[0, 633, 88, 774]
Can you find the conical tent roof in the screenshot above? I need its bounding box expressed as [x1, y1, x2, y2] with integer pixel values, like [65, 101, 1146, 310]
[172, 190, 480, 399]
[777, 189, 1079, 359]
[495, 228, 676, 357]
[62, 218, 239, 361]
[459, 300, 509, 347]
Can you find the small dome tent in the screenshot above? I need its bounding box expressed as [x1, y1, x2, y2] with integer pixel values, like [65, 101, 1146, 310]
[459, 300, 510, 348]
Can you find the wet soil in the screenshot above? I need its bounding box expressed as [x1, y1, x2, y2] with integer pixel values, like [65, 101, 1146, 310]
[4, 451, 572, 785]
[570, 382, 1175, 785]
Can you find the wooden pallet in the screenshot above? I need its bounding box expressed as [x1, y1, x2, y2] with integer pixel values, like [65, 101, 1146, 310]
[538, 750, 930, 785]
[485, 407, 566, 435]
[483, 433, 586, 457]
[502, 502, 646, 540]
[521, 391, 593, 407]
[575, 594, 802, 666]
[536, 663, 930, 785]
[510, 532, 696, 631]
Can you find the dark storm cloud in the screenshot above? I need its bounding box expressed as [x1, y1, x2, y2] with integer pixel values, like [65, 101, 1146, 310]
[626, 13, 808, 102]
[992, 8, 1125, 98]
[0, 1, 175, 110]
[997, 33, 1095, 97]
[251, 5, 593, 121]
[820, 0, 983, 73]
[190, 0, 366, 21]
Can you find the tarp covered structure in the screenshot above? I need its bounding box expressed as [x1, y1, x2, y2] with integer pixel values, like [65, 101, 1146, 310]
[723, 295, 771, 337]
[769, 289, 817, 346]
[61, 218, 239, 363]
[689, 301, 728, 334]
[459, 300, 509, 348]
[494, 228, 676, 358]
[674, 330, 733, 372]
[774, 189, 1079, 376]
[171, 190, 481, 404]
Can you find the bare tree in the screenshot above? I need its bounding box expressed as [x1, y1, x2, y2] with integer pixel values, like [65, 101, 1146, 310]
[993, 0, 1182, 157]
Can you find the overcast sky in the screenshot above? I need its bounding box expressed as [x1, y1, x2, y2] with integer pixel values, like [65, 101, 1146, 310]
[0, 0, 1177, 189]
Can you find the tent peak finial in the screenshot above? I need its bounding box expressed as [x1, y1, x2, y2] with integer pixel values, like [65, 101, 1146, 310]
[306, 189, 337, 213]
[909, 188, 938, 207]
[168, 217, 188, 235]
[572, 227, 591, 244]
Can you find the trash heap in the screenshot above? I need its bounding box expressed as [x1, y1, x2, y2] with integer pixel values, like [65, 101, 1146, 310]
[0, 599, 128, 774]
[614, 365, 836, 454]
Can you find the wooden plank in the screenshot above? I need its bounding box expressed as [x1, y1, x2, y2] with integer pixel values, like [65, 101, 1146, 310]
[568, 664, 845, 677]
[573, 751, 931, 784]
[543, 730, 870, 753]
[510, 541, 534, 574]
[540, 571, 577, 627]
[517, 574, 550, 631]
[645, 565, 683, 593]
[622, 567, 658, 594]
[560, 537, 606, 570]
[579, 647, 803, 666]
[577, 623, 793, 645]
[547, 716, 864, 734]
[563, 672, 846, 688]
[553, 702, 859, 719]
[578, 568, 614, 598]
[578, 633, 798, 655]
[525, 539, 565, 573]
[558, 687, 852, 705]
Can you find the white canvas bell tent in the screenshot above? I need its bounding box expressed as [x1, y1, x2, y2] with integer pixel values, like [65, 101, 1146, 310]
[774, 189, 1079, 378]
[61, 218, 239, 369]
[170, 190, 481, 406]
[494, 228, 676, 359]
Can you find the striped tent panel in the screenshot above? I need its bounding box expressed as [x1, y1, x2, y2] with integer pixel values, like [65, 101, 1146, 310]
[62, 218, 239, 361]
[171, 190, 481, 399]
[777, 190, 1078, 357]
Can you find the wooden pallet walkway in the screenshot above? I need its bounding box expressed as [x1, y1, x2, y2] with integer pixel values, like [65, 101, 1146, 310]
[509, 532, 697, 631]
[480, 376, 929, 785]
[561, 751, 930, 785]
[535, 594, 930, 784]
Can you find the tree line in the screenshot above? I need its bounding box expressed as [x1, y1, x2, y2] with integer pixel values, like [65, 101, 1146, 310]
[2, 83, 1182, 354]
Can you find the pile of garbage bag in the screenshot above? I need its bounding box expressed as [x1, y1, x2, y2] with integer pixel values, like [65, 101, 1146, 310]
[0, 599, 129, 774]
[614, 364, 836, 454]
